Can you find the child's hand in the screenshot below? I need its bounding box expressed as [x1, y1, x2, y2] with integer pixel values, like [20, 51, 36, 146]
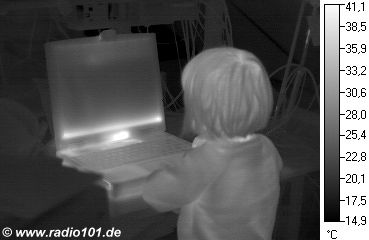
[192, 136, 207, 148]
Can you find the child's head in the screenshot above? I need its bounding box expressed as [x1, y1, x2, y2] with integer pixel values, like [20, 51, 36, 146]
[181, 47, 273, 139]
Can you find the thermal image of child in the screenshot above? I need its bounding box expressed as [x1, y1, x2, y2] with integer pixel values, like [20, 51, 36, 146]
[143, 47, 283, 240]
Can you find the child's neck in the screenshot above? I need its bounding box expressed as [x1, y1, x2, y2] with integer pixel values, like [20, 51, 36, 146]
[196, 134, 255, 145]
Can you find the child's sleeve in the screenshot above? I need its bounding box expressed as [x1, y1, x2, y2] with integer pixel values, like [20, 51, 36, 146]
[142, 147, 222, 212]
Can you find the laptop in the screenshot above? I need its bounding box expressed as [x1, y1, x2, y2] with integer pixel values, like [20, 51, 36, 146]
[45, 31, 191, 195]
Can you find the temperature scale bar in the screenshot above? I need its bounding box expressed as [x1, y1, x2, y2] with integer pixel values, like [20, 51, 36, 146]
[324, 3, 341, 222]
[323, 0, 369, 238]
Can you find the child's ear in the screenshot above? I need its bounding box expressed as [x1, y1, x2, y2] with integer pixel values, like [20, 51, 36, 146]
[180, 116, 197, 142]
[180, 126, 196, 142]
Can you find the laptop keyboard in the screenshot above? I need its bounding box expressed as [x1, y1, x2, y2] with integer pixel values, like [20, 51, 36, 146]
[68, 133, 190, 172]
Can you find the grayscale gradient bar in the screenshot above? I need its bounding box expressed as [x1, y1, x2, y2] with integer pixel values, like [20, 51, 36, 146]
[324, 4, 340, 222]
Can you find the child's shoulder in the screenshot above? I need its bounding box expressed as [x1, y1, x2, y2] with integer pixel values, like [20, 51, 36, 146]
[184, 139, 228, 165]
[253, 133, 276, 148]
[186, 141, 216, 159]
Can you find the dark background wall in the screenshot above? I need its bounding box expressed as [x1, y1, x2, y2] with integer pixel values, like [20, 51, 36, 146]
[228, 0, 319, 82]
[0, 0, 320, 112]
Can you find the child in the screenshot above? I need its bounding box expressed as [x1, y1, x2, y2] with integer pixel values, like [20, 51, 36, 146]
[143, 47, 283, 240]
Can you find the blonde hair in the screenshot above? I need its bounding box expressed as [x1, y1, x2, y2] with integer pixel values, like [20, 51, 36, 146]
[181, 47, 273, 139]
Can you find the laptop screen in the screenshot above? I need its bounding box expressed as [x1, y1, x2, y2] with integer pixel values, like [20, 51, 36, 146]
[45, 32, 165, 152]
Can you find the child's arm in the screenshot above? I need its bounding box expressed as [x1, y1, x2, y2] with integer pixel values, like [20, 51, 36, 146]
[142, 146, 223, 212]
[142, 154, 197, 212]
